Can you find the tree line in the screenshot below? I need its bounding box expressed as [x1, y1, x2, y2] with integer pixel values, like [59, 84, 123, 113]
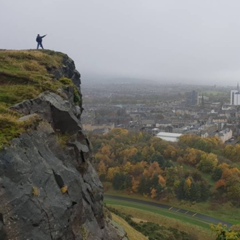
[89, 129, 240, 206]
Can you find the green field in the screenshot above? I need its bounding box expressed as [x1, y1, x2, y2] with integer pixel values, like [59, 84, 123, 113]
[106, 198, 211, 229]
[104, 190, 240, 225]
[106, 198, 215, 240]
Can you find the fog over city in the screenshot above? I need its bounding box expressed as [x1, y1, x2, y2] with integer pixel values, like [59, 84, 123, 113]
[1, 0, 240, 85]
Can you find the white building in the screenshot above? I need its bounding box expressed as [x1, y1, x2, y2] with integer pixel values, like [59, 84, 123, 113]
[230, 90, 240, 105]
[156, 132, 182, 142]
[215, 128, 233, 143]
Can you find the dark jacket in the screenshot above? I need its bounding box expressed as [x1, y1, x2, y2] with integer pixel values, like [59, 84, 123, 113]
[36, 35, 46, 43]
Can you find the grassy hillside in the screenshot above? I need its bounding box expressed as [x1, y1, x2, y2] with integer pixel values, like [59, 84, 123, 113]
[108, 204, 213, 240]
[111, 213, 148, 240]
[0, 50, 78, 150]
[108, 204, 201, 240]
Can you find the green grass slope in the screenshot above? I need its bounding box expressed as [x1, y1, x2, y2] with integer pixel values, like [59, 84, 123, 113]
[0, 50, 79, 150]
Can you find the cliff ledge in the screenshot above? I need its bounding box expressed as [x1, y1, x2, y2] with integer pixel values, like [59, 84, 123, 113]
[0, 50, 127, 240]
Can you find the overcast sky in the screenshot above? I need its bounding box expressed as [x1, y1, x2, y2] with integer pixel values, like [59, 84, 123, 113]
[1, 0, 240, 86]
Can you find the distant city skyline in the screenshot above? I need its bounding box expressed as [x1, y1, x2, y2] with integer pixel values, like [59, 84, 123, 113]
[2, 0, 240, 85]
[82, 74, 240, 88]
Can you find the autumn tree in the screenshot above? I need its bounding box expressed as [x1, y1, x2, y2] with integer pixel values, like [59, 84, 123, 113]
[182, 148, 204, 166]
[224, 144, 240, 162]
[225, 175, 240, 206]
[112, 173, 132, 190]
[163, 145, 178, 160]
[197, 153, 218, 173]
[143, 162, 163, 179]
[211, 223, 240, 240]
[212, 167, 223, 181]
[106, 167, 121, 181]
[149, 153, 171, 168]
[120, 147, 138, 164]
[179, 135, 222, 153]
[138, 175, 164, 198]
[98, 161, 107, 180]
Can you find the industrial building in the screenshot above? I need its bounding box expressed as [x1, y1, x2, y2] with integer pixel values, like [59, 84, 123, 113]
[156, 132, 183, 142]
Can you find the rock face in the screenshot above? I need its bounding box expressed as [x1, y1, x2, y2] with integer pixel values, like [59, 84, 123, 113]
[0, 53, 126, 240]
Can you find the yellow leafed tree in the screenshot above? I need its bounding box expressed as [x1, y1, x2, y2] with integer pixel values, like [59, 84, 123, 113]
[106, 167, 121, 181]
[158, 175, 166, 187]
[150, 188, 157, 199]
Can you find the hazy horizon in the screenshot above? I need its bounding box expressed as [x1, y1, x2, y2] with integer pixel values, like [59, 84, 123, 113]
[82, 74, 239, 88]
[2, 0, 240, 86]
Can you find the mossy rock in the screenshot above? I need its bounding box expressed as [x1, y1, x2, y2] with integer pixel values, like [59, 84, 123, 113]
[0, 50, 81, 151]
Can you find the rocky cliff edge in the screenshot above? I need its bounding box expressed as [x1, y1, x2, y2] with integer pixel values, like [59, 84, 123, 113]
[0, 50, 127, 240]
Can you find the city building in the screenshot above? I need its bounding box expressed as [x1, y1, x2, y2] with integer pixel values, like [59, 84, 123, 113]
[215, 128, 233, 143]
[186, 90, 199, 106]
[230, 90, 240, 105]
[156, 132, 183, 142]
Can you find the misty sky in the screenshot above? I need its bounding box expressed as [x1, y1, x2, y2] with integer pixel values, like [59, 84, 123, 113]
[1, 0, 240, 85]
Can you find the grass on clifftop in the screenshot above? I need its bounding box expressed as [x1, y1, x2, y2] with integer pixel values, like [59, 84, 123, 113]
[0, 50, 65, 106]
[0, 50, 79, 150]
[0, 113, 41, 150]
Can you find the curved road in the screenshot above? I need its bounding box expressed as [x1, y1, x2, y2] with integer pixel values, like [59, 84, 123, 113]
[105, 195, 233, 228]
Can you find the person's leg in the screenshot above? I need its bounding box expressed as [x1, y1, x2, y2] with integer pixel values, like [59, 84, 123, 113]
[40, 43, 44, 49]
[37, 43, 39, 49]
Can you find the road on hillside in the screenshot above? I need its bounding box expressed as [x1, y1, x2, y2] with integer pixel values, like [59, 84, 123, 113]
[105, 195, 233, 228]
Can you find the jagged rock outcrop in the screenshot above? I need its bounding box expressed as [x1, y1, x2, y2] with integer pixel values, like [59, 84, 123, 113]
[0, 52, 127, 240]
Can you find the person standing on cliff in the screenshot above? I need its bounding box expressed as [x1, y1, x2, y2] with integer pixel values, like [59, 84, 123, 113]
[36, 34, 47, 49]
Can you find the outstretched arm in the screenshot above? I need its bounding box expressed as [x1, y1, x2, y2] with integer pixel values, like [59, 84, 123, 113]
[41, 34, 47, 38]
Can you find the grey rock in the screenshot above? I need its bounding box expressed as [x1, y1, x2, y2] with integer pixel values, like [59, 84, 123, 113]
[0, 53, 127, 240]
